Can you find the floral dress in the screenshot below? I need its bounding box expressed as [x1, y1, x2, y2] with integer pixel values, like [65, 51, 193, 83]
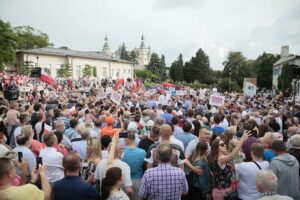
[210, 159, 232, 189]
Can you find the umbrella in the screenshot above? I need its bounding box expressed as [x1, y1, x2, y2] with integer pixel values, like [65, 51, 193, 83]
[162, 82, 173, 87]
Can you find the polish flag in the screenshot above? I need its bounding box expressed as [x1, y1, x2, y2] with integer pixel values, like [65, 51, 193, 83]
[69, 106, 76, 115]
[40, 68, 56, 85]
[44, 124, 52, 134]
[113, 78, 124, 91]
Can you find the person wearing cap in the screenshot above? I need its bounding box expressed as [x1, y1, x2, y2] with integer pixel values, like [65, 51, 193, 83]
[122, 133, 146, 200]
[101, 116, 122, 138]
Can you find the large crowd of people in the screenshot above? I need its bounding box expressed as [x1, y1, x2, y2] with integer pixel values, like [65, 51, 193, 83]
[0, 73, 300, 200]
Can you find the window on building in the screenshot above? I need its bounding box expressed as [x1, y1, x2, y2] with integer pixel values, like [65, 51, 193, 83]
[77, 65, 81, 78]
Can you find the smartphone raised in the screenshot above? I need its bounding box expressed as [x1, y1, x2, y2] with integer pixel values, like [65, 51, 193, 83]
[36, 157, 43, 170]
[18, 152, 23, 163]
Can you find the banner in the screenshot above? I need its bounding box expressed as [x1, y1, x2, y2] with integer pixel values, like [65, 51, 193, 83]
[98, 92, 107, 99]
[110, 92, 122, 105]
[105, 87, 112, 94]
[176, 90, 184, 96]
[209, 93, 225, 107]
[189, 89, 196, 96]
[244, 82, 257, 97]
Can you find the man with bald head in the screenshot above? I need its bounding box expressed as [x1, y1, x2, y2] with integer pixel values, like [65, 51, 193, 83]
[145, 124, 185, 170]
[94, 142, 133, 197]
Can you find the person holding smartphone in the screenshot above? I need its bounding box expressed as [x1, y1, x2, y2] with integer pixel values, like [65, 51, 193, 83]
[0, 157, 51, 200]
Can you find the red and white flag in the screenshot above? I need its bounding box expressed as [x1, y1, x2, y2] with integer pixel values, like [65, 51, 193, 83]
[69, 106, 76, 115]
[40, 68, 56, 85]
[44, 124, 52, 134]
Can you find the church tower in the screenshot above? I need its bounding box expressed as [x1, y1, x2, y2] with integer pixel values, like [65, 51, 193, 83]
[101, 34, 112, 56]
[137, 34, 149, 69]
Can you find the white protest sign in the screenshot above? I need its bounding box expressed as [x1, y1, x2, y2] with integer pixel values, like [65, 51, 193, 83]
[209, 93, 225, 107]
[189, 89, 196, 96]
[144, 92, 151, 97]
[212, 88, 218, 92]
[176, 90, 184, 96]
[183, 90, 188, 95]
[105, 87, 112, 94]
[98, 92, 107, 99]
[169, 87, 176, 91]
[110, 92, 122, 105]
[244, 82, 257, 97]
[148, 89, 156, 95]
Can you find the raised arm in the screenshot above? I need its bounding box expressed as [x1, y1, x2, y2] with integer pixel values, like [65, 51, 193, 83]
[218, 131, 250, 165]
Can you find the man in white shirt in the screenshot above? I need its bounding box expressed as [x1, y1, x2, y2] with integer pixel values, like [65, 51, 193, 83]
[158, 92, 170, 107]
[94, 142, 133, 197]
[12, 113, 30, 148]
[235, 143, 269, 200]
[71, 126, 90, 160]
[13, 133, 36, 176]
[39, 132, 64, 183]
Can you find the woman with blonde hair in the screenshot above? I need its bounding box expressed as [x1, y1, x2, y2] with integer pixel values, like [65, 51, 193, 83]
[259, 132, 276, 162]
[80, 137, 101, 185]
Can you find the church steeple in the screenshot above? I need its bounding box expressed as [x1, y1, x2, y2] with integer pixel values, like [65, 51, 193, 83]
[140, 34, 146, 49]
[102, 34, 110, 51]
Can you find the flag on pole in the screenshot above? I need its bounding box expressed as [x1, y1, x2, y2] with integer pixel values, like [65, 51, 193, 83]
[40, 68, 56, 85]
[69, 106, 76, 115]
[113, 78, 124, 91]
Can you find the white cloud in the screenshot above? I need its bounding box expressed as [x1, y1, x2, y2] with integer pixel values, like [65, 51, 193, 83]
[0, 0, 299, 70]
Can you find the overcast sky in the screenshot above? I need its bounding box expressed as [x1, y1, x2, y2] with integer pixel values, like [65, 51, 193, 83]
[1, 0, 300, 70]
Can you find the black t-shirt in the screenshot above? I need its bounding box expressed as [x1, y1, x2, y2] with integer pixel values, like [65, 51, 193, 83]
[138, 137, 155, 153]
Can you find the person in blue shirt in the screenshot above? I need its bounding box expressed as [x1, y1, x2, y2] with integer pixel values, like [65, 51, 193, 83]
[64, 119, 79, 140]
[210, 113, 225, 135]
[175, 122, 197, 150]
[52, 152, 99, 200]
[122, 133, 146, 200]
[160, 106, 174, 123]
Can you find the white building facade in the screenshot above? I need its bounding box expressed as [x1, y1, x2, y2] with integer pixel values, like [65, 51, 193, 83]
[272, 46, 300, 93]
[16, 47, 133, 80]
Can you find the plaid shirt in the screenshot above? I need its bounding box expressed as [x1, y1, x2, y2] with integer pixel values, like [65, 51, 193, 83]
[139, 163, 188, 200]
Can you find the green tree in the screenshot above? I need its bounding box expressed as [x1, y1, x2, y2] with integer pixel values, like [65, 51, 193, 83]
[57, 64, 72, 78]
[183, 48, 211, 83]
[130, 50, 138, 65]
[93, 66, 97, 77]
[146, 53, 167, 82]
[14, 26, 53, 49]
[219, 78, 240, 92]
[169, 54, 184, 82]
[223, 52, 252, 88]
[134, 69, 157, 80]
[19, 61, 33, 75]
[254, 52, 279, 89]
[159, 54, 167, 81]
[0, 19, 17, 71]
[82, 64, 92, 77]
[120, 43, 130, 61]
